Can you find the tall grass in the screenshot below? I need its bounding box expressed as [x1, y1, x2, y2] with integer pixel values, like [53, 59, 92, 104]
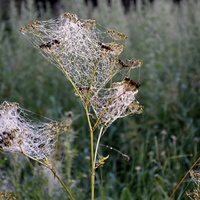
[0, 0, 199, 199]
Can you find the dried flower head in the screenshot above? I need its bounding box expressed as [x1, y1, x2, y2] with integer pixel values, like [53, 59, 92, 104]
[0, 101, 69, 160]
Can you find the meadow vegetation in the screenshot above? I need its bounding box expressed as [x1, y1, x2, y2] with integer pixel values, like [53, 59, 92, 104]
[0, 0, 199, 199]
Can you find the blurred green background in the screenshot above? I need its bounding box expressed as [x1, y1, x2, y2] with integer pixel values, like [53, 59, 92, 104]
[0, 0, 199, 199]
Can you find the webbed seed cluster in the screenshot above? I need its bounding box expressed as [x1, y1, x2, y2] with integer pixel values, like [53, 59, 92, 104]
[91, 78, 144, 129]
[20, 12, 143, 131]
[0, 101, 69, 160]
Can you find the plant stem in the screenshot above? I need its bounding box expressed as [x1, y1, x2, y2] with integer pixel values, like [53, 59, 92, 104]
[94, 126, 104, 168]
[85, 106, 95, 200]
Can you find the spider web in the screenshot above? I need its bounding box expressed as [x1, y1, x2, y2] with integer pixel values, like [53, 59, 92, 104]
[20, 13, 124, 91]
[0, 101, 69, 161]
[20, 12, 143, 130]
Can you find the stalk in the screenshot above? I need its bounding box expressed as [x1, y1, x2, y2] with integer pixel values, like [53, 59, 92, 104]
[85, 106, 95, 200]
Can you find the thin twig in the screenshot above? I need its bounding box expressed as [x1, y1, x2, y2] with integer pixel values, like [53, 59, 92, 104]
[168, 157, 200, 200]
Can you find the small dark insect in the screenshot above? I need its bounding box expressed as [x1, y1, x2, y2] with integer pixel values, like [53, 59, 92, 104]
[54, 39, 60, 44]
[38, 143, 45, 148]
[2, 131, 8, 135]
[129, 80, 141, 89]
[98, 42, 113, 51]
[39, 43, 51, 49]
[39, 44, 46, 49]
[124, 78, 141, 89]
[118, 59, 128, 68]
[39, 39, 60, 49]
[129, 80, 136, 86]
[45, 41, 52, 48]
[124, 77, 130, 82]
[136, 82, 141, 89]
[78, 86, 90, 92]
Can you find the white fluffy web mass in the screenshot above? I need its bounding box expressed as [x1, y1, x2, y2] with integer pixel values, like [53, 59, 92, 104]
[91, 77, 143, 129]
[20, 12, 143, 130]
[0, 101, 69, 160]
[20, 13, 125, 91]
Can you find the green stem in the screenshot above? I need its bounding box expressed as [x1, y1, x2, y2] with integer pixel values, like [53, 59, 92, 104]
[94, 126, 104, 169]
[85, 106, 95, 200]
